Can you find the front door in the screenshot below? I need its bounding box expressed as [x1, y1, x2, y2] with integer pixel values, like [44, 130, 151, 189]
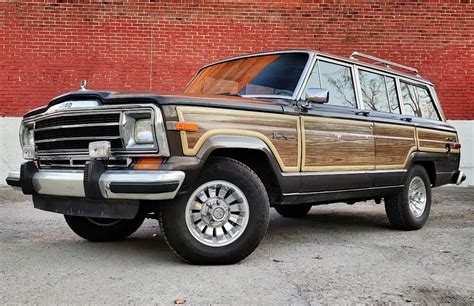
[299, 59, 375, 193]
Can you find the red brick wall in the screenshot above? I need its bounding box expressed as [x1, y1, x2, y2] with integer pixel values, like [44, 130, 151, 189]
[1, 0, 473, 119]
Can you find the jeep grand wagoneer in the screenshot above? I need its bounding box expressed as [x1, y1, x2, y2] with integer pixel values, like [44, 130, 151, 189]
[6, 50, 465, 264]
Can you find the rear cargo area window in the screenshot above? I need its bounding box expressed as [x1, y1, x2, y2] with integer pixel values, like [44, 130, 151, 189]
[400, 82, 439, 120]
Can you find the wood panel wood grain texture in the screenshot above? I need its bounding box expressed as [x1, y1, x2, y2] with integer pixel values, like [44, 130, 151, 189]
[374, 123, 416, 170]
[417, 128, 459, 154]
[302, 116, 375, 171]
[176, 106, 301, 172]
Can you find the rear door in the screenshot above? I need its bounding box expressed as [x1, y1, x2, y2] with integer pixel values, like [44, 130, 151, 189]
[355, 67, 417, 187]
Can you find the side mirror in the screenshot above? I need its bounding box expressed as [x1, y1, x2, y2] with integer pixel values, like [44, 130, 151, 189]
[306, 88, 329, 104]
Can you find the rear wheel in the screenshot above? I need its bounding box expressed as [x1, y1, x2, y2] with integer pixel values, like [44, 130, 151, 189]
[274, 204, 312, 218]
[159, 157, 270, 265]
[64, 214, 145, 242]
[384, 165, 431, 230]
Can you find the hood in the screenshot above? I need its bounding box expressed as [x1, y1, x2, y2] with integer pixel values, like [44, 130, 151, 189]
[24, 90, 295, 118]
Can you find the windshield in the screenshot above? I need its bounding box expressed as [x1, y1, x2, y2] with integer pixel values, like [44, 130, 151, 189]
[185, 53, 309, 98]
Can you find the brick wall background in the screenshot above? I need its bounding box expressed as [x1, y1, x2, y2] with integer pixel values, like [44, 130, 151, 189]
[1, 0, 473, 119]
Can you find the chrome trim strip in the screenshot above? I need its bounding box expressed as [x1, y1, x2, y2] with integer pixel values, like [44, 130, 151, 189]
[283, 185, 404, 197]
[35, 136, 122, 144]
[282, 169, 407, 176]
[34, 122, 119, 132]
[8, 169, 185, 200]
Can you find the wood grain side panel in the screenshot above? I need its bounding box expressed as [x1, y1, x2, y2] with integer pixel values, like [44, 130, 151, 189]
[417, 128, 459, 154]
[374, 123, 416, 170]
[177, 107, 300, 172]
[302, 117, 375, 171]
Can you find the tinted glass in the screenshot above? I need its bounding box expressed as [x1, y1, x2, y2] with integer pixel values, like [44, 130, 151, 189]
[359, 70, 400, 113]
[318, 61, 357, 108]
[185, 53, 309, 97]
[401, 82, 439, 120]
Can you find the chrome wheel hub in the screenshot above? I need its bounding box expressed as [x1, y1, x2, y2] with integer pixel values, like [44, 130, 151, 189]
[408, 176, 427, 218]
[185, 180, 249, 247]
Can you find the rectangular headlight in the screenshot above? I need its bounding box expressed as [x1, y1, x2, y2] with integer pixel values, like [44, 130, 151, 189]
[134, 119, 154, 144]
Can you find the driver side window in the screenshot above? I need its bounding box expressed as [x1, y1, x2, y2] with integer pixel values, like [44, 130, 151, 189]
[305, 60, 357, 108]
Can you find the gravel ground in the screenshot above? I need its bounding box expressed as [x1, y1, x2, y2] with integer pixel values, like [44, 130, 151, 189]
[0, 186, 473, 304]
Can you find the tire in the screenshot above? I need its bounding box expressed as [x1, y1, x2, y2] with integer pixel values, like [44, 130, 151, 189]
[274, 204, 312, 218]
[159, 157, 270, 265]
[64, 214, 145, 242]
[384, 165, 432, 230]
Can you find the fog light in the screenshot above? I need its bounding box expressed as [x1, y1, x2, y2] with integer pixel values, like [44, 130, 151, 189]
[134, 119, 154, 144]
[89, 141, 111, 159]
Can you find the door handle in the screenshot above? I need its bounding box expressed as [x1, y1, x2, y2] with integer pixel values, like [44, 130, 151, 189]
[355, 111, 370, 117]
[401, 117, 412, 122]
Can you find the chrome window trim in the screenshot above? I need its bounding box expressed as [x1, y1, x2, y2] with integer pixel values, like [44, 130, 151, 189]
[185, 50, 316, 101]
[22, 103, 170, 157]
[395, 77, 405, 116]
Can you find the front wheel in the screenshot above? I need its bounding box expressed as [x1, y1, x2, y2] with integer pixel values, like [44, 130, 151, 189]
[159, 157, 270, 265]
[384, 165, 432, 230]
[64, 214, 145, 242]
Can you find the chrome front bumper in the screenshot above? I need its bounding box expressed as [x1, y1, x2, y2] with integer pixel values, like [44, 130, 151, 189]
[6, 167, 185, 201]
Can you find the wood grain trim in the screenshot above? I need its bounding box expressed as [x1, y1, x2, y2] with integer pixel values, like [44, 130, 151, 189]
[176, 106, 301, 172]
[416, 128, 459, 154]
[301, 116, 375, 172]
[374, 123, 417, 170]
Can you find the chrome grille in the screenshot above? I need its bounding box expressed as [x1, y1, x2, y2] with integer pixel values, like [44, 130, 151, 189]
[34, 112, 123, 154]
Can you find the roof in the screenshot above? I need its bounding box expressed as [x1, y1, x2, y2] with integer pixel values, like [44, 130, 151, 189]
[200, 49, 433, 86]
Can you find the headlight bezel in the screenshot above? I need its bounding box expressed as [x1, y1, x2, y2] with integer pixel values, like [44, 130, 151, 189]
[121, 111, 157, 150]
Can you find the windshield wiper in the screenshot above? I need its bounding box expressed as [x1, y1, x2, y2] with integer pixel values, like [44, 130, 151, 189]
[214, 92, 241, 97]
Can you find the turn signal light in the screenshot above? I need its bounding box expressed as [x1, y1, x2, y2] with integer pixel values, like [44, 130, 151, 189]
[134, 157, 164, 170]
[175, 122, 199, 132]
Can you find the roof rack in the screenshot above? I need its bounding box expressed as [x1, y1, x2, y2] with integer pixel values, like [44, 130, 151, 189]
[350, 51, 421, 77]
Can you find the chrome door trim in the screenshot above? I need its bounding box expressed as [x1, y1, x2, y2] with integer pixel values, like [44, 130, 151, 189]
[283, 185, 404, 197]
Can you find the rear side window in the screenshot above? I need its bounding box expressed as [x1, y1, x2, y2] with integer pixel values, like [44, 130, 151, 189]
[306, 61, 357, 108]
[400, 82, 439, 120]
[358, 70, 400, 114]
